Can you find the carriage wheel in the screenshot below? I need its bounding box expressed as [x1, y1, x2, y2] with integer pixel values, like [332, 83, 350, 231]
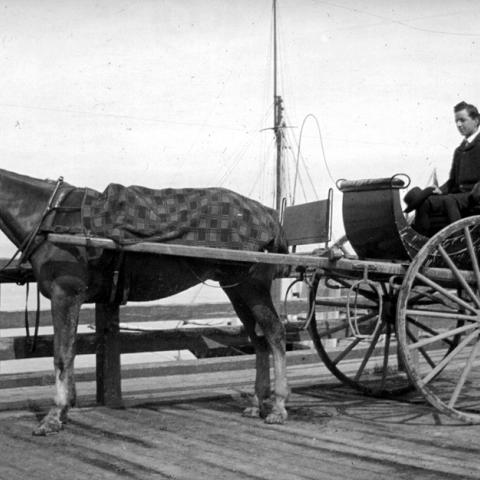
[308, 271, 413, 396]
[397, 216, 480, 423]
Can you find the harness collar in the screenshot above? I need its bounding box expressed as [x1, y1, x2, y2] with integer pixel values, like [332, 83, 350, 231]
[17, 176, 64, 265]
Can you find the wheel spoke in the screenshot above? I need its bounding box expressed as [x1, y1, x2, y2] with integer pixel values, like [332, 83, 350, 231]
[406, 326, 436, 368]
[313, 274, 412, 396]
[438, 245, 480, 308]
[380, 323, 392, 390]
[407, 322, 477, 351]
[409, 288, 455, 309]
[464, 226, 480, 296]
[332, 337, 363, 365]
[448, 335, 480, 408]
[354, 322, 383, 381]
[419, 329, 480, 386]
[415, 272, 478, 314]
[406, 315, 455, 348]
[405, 308, 477, 322]
[396, 218, 480, 422]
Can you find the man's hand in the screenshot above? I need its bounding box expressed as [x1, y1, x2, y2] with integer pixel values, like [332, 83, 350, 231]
[470, 182, 480, 204]
[429, 186, 442, 195]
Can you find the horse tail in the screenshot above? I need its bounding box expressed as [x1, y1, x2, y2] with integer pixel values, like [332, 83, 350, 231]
[274, 224, 289, 254]
[262, 217, 290, 278]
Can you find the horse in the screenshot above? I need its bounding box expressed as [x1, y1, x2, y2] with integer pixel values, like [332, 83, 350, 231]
[0, 168, 290, 435]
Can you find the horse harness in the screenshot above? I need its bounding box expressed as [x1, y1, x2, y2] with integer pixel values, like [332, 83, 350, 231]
[15, 177, 128, 306]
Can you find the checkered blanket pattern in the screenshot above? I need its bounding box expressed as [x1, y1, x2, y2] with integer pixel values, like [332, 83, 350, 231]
[80, 184, 286, 252]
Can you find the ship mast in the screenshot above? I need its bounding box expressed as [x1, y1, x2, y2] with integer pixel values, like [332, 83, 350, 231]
[273, 0, 285, 211]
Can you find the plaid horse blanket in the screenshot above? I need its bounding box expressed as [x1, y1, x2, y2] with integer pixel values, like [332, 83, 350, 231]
[75, 184, 287, 252]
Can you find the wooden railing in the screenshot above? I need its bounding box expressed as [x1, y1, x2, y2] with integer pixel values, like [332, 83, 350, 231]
[0, 260, 317, 408]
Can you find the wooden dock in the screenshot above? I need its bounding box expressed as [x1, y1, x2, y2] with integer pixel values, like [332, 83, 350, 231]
[1, 356, 480, 479]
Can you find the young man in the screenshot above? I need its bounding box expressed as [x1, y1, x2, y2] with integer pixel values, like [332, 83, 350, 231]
[405, 101, 480, 235]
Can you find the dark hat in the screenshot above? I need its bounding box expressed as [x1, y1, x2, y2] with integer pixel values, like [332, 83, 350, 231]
[403, 186, 435, 213]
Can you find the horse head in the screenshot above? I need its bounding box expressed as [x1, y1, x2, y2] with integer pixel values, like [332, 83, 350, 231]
[0, 168, 58, 248]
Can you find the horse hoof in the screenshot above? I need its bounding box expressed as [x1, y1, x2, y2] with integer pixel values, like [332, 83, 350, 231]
[32, 419, 63, 436]
[264, 411, 287, 425]
[242, 407, 261, 418]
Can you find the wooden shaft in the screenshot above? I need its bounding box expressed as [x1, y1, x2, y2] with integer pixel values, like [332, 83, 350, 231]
[47, 233, 477, 286]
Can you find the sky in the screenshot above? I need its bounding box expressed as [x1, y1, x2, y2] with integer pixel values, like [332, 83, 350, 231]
[0, 0, 480, 309]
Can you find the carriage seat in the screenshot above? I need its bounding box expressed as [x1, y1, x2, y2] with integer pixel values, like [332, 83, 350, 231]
[337, 175, 480, 260]
[338, 177, 406, 192]
[337, 176, 412, 260]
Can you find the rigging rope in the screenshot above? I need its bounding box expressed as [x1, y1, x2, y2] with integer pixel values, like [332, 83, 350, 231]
[248, 138, 275, 197]
[217, 105, 274, 188]
[293, 113, 336, 204]
[284, 117, 321, 203]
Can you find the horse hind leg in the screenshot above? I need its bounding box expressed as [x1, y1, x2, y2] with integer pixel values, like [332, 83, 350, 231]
[33, 282, 84, 436]
[249, 333, 272, 420]
[222, 283, 288, 424]
[224, 292, 271, 418]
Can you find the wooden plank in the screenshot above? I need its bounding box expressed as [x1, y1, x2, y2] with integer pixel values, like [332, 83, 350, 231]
[0, 330, 207, 360]
[95, 303, 122, 407]
[0, 324, 306, 361]
[315, 295, 376, 309]
[2, 368, 480, 479]
[0, 349, 321, 390]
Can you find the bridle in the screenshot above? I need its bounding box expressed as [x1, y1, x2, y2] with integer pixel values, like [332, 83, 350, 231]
[0, 176, 64, 352]
[0, 176, 64, 274]
[18, 176, 65, 265]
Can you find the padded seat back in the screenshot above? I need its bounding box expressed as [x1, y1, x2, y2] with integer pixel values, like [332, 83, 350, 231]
[282, 190, 332, 248]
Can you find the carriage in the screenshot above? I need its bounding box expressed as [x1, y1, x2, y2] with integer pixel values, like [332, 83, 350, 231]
[38, 172, 480, 425]
[301, 175, 480, 425]
[2, 168, 480, 433]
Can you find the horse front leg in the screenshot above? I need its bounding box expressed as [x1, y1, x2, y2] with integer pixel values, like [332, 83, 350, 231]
[221, 287, 272, 418]
[33, 282, 84, 436]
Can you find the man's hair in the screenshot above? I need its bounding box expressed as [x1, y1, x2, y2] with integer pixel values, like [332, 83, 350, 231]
[454, 101, 480, 120]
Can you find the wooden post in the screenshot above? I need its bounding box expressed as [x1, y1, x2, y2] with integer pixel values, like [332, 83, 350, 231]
[95, 303, 123, 408]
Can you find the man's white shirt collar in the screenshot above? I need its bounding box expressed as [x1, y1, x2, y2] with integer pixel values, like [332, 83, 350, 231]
[466, 128, 480, 143]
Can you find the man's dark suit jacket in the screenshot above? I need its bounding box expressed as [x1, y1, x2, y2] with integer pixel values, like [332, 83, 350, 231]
[441, 133, 480, 194]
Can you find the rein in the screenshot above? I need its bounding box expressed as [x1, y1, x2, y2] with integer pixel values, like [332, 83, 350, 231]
[23, 282, 41, 352]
